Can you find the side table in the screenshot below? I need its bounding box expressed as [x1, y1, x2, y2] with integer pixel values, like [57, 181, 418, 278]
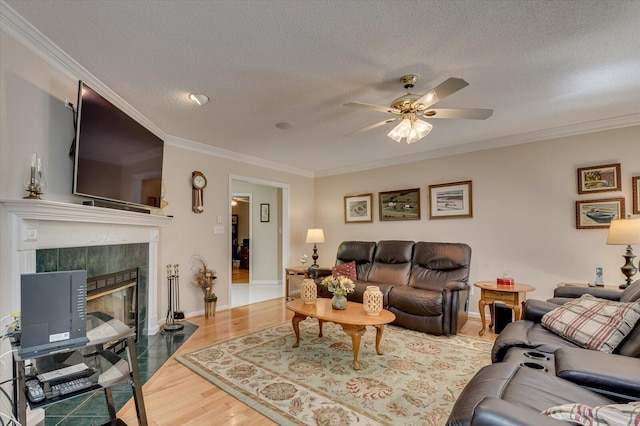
[474, 281, 536, 336]
[285, 266, 311, 299]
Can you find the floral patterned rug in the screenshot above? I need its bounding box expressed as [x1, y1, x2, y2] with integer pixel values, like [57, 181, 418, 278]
[175, 320, 492, 425]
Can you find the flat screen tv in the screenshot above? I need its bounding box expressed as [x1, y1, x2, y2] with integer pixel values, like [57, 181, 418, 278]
[73, 81, 164, 209]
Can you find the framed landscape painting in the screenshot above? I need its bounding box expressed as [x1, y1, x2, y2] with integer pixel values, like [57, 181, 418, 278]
[378, 188, 420, 221]
[344, 193, 373, 223]
[428, 180, 473, 219]
[575, 198, 625, 229]
[577, 163, 621, 194]
[633, 176, 639, 215]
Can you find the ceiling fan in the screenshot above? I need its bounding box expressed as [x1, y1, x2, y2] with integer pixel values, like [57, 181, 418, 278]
[344, 74, 493, 144]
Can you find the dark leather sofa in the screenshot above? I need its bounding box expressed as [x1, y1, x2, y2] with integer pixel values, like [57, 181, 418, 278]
[447, 279, 640, 425]
[309, 240, 472, 335]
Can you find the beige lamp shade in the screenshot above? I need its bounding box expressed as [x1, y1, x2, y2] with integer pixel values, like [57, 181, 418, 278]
[606, 218, 640, 245]
[306, 228, 325, 244]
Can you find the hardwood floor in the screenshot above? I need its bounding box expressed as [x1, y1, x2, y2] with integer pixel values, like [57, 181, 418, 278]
[117, 297, 497, 425]
[231, 267, 249, 284]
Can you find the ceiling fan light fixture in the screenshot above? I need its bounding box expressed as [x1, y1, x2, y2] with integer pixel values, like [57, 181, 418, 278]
[412, 119, 433, 139]
[387, 116, 432, 144]
[387, 118, 412, 143]
[188, 93, 209, 106]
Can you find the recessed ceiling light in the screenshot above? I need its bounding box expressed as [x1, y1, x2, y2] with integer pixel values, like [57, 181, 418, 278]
[275, 122, 292, 130]
[188, 93, 209, 106]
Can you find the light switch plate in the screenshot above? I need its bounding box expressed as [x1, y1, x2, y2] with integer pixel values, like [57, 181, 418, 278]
[214, 226, 224, 234]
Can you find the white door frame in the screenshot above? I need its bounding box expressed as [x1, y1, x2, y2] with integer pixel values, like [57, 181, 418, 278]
[231, 192, 252, 283]
[229, 175, 290, 305]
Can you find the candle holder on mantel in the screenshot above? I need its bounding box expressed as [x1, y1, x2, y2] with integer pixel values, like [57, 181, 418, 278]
[24, 154, 46, 199]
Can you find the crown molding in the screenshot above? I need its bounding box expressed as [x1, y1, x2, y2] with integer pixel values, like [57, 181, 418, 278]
[3, 1, 638, 180]
[314, 113, 640, 177]
[0, 0, 165, 139]
[165, 135, 313, 178]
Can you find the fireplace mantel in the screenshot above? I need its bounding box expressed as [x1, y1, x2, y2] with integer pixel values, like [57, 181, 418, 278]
[0, 199, 172, 334]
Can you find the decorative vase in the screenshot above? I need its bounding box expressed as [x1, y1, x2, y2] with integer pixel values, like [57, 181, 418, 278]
[331, 294, 347, 310]
[363, 286, 383, 316]
[204, 296, 217, 318]
[300, 279, 317, 304]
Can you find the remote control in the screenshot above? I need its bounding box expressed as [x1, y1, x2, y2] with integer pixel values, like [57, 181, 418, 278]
[37, 363, 90, 383]
[51, 377, 93, 396]
[25, 379, 45, 403]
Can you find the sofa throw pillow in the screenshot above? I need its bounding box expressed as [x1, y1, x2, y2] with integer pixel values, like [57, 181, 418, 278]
[541, 294, 640, 353]
[542, 401, 640, 425]
[332, 261, 357, 281]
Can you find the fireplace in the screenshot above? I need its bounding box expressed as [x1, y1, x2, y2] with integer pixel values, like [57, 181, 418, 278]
[0, 200, 171, 335]
[87, 268, 139, 332]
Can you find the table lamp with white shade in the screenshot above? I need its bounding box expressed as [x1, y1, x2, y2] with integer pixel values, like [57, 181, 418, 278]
[306, 228, 325, 268]
[606, 216, 640, 289]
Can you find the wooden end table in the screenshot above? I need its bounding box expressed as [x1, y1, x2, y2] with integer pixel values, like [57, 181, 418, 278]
[286, 298, 395, 370]
[474, 281, 535, 336]
[285, 266, 311, 299]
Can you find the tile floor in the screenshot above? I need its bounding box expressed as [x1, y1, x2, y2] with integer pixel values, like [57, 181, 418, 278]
[43, 321, 198, 426]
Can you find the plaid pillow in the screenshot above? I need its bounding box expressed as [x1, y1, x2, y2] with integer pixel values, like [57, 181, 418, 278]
[332, 261, 357, 281]
[543, 401, 640, 425]
[542, 294, 640, 353]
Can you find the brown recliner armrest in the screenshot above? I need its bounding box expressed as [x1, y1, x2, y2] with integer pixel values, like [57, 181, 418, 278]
[555, 348, 640, 402]
[552, 286, 623, 300]
[308, 267, 331, 281]
[443, 280, 469, 291]
[470, 397, 567, 426]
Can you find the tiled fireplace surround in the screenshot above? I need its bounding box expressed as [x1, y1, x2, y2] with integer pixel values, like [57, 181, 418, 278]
[1, 200, 172, 336]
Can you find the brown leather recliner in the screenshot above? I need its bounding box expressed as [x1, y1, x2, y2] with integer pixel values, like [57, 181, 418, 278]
[311, 240, 472, 335]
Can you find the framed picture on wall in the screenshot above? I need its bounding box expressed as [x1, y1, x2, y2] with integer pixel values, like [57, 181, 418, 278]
[633, 176, 640, 215]
[577, 163, 621, 194]
[428, 180, 473, 219]
[260, 203, 270, 222]
[575, 198, 625, 229]
[344, 193, 373, 223]
[379, 188, 420, 221]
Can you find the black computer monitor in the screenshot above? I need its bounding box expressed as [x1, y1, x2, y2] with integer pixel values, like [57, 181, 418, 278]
[19, 270, 89, 358]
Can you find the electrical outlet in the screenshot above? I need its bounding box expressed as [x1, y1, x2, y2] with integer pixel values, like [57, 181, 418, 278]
[64, 98, 73, 110]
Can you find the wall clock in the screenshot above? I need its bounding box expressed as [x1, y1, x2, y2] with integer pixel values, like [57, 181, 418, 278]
[192, 171, 207, 213]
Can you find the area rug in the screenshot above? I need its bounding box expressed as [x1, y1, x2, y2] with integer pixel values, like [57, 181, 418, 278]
[176, 319, 492, 426]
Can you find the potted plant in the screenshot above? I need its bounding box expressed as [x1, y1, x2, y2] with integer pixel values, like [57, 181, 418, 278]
[192, 255, 217, 317]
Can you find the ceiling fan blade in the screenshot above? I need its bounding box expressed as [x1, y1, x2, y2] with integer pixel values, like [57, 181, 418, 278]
[412, 77, 469, 110]
[422, 108, 494, 120]
[344, 118, 399, 136]
[343, 102, 400, 115]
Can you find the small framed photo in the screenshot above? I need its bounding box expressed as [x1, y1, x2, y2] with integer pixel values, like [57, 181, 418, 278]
[344, 193, 373, 223]
[577, 163, 621, 194]
[575, 198, 625, 229]
[428, 180, 473, 219]
[633, 176, 639, 215]
[260, 203, 270, 222]
[379, 188, 420, 221]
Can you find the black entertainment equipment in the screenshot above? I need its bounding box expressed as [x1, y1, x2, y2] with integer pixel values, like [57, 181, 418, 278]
[82, 199, 150, 214]
[493, 302, 513, 334]
[19, 270, 89, 358]
[73, 81, 164, 210]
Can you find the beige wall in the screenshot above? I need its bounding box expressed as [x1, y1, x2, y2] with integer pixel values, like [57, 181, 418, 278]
[0, 30, 315, 323]
[314, 125, 640, 317]
[3, 28, 640, 325]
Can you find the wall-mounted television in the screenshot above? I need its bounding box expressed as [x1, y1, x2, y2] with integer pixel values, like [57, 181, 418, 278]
[73, 81, 164, 209]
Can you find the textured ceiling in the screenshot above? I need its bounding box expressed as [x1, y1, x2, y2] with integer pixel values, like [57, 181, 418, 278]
[4, 0, 640, 176]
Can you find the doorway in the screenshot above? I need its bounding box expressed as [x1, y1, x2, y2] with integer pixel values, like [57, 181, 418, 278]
[231, 194, 251, 284]
[229, 176, 289, 308]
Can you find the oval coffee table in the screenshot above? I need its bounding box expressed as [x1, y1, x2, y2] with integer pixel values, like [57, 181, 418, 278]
[286, 298, 396, 370]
